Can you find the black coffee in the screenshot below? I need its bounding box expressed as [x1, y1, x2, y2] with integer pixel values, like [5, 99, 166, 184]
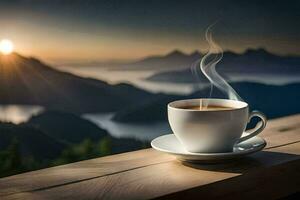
[180, 105, 234, 111]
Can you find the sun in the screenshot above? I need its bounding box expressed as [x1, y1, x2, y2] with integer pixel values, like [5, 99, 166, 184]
[0, 39, 14, 55]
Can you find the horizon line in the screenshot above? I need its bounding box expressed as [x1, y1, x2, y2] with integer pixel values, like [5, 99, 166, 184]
[3, 47, 299, 65]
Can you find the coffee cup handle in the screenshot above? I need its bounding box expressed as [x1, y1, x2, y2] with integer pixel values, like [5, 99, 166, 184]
[237, 110, 267, 144]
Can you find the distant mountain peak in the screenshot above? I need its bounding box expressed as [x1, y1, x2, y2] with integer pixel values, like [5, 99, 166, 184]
[165, 50, 187, 58]
[0, 52, 41, 64]
[244, 48, 270, 55]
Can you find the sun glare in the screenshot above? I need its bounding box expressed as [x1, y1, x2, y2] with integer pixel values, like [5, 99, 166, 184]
[0, 39, 14, 55]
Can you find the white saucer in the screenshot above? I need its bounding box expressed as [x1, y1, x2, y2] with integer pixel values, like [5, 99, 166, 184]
[151, 134, 266, 163]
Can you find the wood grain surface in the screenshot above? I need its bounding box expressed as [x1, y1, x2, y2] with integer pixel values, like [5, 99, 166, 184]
[0, 114, 299, 200]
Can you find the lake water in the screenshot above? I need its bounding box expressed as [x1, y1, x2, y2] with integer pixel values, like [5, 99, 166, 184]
[0, 105, 44, 124]
[83, 113, 170, 141]
[0, 105, 168, 141]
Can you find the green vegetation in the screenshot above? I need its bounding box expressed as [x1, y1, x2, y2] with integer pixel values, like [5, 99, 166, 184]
[52, 137, 112, 166]
[0, 111, 148, 178]
[0, 138, 41, 177]
[0, 138, 21, 177]
[0, 136, 143, 178]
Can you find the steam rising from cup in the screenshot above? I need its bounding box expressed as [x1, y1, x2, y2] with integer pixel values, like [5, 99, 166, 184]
[193, 24, 243, 108]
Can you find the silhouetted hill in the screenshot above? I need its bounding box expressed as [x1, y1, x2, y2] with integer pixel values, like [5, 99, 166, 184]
[26, 110, 146, 151]
[112, 82, 300, 123]
[0, 110, 147, 166]
[27, 111, 109, 144]
[0, 122, 65, 160]
[26, 110, 146, 152]
[146, 48, 300, 83]
[0, 111, 148, 177]
[0, 53, 153, 114]
[112, 94, 181, 123]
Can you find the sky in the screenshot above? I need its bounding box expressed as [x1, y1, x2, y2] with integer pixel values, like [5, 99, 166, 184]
[0, 0, 299, 62]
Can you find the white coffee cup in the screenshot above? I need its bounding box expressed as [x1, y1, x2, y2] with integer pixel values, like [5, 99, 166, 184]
[168, 98, 267, 153]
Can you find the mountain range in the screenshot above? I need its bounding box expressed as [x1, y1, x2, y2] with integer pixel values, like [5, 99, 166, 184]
[146, 49, 300, 83]
[61, 50, 202, 71]
[63, 48, 300, 85]
[0, 53, 154, 114]
[1, 50, 300, 177]
[80, 48, 300, 74]
[1, 51, 300, 125]
[113, 82, 300, 123]
[109, 50, 202, 71]
[1, 51, 300, 123]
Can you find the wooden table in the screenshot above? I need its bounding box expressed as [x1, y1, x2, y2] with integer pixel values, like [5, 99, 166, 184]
[1, 114, 300, 199]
